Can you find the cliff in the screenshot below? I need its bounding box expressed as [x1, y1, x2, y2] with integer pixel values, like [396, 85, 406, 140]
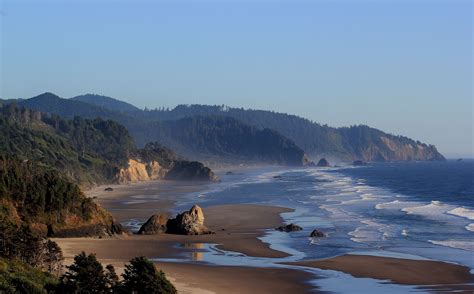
[0, 156, 122, 238]
[117, 159, 167, 184]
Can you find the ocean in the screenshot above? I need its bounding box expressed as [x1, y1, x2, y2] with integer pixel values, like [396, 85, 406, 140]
[174, 160, 474, 269]
[154, 159, 474, 293]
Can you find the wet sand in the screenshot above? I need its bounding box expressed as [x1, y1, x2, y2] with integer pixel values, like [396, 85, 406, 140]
[286, 254, 474, 290]
[86, 180, 209, 222]
[62, 179, 474, 293]
[55, 203, 316, 293]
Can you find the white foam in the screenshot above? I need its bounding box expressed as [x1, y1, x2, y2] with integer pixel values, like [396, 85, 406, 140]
[447, 207, 474, 220]
[428, 240, 474, 251]
[466, 224, 474, 232]
[401, 201, 454, 220]
[375, 200, 419, 210]
[349, 220, 395, 243]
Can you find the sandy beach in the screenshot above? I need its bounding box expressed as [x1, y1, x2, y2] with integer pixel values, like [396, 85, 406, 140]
[286, 255, 474, 287]
[55, 202, 317, 293]
[55, 179, 474, 293]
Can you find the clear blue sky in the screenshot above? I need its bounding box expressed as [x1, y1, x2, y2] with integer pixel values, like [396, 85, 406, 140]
[0, 0, 472, 157]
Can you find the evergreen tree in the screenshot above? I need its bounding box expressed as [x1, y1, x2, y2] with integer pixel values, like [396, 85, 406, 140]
[59, 252, 108, 293]
[122, 256, 176, 294]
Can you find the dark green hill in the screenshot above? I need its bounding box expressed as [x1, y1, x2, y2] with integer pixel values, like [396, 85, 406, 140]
[130, 116, 309, 166]
[0, 103, 216, 184]
[16, 93, 445, 162]
[71, 94, 140, 113]
[0, 104, 135, 186]
[0, 156, 121, 238]
[139, 105, 445, 162]
[19, 92, 124, 121]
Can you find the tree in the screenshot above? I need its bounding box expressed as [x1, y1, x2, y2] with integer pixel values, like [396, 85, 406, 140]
[122, 256, 176, 294]
[105, 264, 119, 290]
[41, 240, 63, 277]
[59, 252, 108, 293]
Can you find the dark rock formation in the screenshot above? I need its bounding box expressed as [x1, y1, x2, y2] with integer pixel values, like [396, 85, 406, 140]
[353, 160, 367, 166]
[138, 214, 168, 235]
[166, 205, 214, 235]
[276, 223, 303, 232]
[165, 161, 217, 181]
[310, 229, 325, 238]
[49, 222, 124, 238]
[316, 158, 330, 167]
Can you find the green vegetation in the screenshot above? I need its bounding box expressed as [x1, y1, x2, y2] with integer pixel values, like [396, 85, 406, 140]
[14, 93, 444, 162]
[0, 253, 176, 294]
[58, 253, 176, 294]
[122, 256, 176, 294]
[0, 156, 118, 237]
[131, 116, 309, 166]
[142, 104, 445, 161]
[0, 103, 135, 186]
[0, 258, 58, 294]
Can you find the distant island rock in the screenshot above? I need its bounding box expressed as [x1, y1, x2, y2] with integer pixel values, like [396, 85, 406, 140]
[310, 229, 325, 238]
[316, 158, 330, 167]
[353, 160, 367, 166]
[276, 223, 303, 232]
[165, 161, 217, 181]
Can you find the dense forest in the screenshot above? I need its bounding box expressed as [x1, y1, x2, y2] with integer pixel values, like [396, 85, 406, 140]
[0, 103, 216, 185]
[139, 105, 445, 161]
[0, 103, 135, 185]
[11, 93, 445, 162]
[0, 156, 120, 238]
[130, 116, 309, 166]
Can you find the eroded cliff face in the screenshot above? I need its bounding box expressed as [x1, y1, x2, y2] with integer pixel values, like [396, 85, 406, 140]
[117, 159, 167, 184]
[359, 136, 445, 162]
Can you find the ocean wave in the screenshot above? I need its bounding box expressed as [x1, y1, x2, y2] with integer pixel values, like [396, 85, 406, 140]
[466, 224, 474, 232]
[428, 240, 474, 251]
[401, 201, 454, 220]
[348, 220, 396, 243]
[375, 200, 419, 210]
[447, 207, 474, 220]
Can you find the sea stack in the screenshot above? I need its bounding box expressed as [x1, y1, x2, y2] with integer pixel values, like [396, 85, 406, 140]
[316, 158, 330, 167]
[166, 205, 214, 235]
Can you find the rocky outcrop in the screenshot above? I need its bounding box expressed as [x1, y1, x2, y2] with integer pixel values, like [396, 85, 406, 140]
[352, 160, 367, 166]
[47, 221, 124, 238]
[316, 158, 330, 167]
[117, 159, 167, 184]
[138, 214, 168, 235]
[276, 223, 303, 232]
[165, 161, 217, 181]
[117, 158, 217, 184]
[310, 229, 325, 238]
[166, 205, 214, 235]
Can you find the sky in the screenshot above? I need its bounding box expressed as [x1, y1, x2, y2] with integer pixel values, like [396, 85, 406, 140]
[0, 0, 472, 158]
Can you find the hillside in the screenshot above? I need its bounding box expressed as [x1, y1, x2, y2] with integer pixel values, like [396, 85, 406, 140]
[0, 104, 216, 185]
[71, 94, 140, 113]
[0, 103, 135, 186]
[140, 105, 445, 162]
[14, 93, 445, 162]
[15, 94, 310, 165]
[130, 116, 309, 166]
[0, 156, 121, 238]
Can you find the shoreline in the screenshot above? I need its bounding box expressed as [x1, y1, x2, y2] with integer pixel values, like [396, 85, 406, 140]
[285, 254, 474, 287]
[57, 173, 474, 293]
[55, 203, 316, 293]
